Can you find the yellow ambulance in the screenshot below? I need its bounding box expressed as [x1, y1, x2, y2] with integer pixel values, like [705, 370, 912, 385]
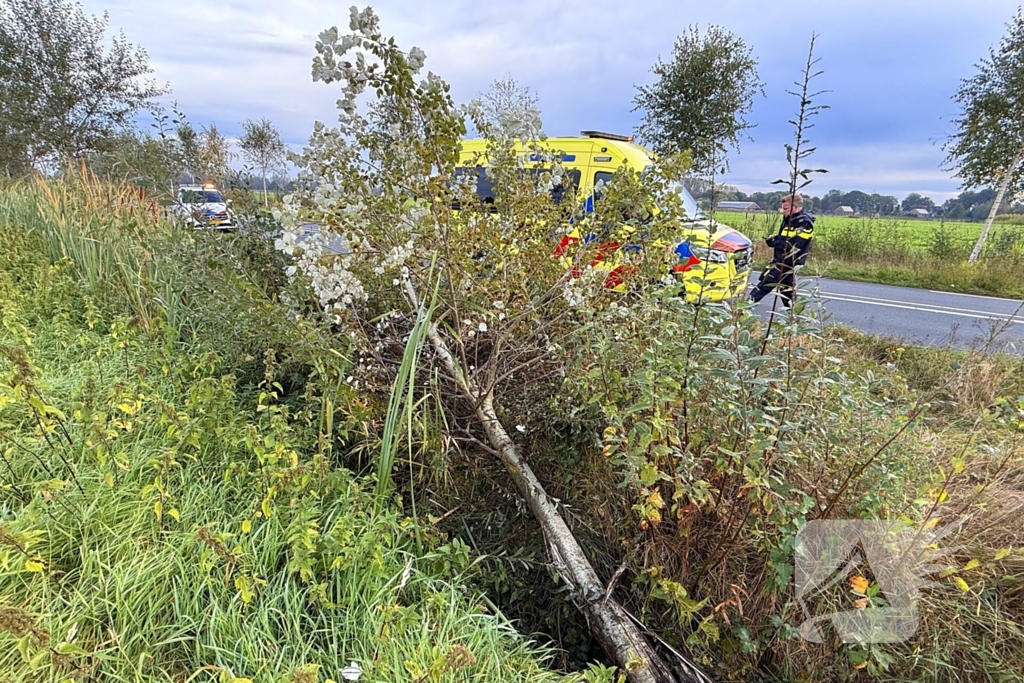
[456, 131, 753, 302]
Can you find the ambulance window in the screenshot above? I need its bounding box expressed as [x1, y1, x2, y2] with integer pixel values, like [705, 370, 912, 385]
[454, 167, 494, 203]
[453, 166, 580, 206]
[593, 171, 614, 199]
[547, 169, 581, 205]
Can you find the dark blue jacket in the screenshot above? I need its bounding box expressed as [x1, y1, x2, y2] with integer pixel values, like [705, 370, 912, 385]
[766, 210, 815, 267]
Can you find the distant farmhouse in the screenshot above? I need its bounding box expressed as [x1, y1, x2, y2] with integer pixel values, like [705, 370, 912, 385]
[833, 205, 855, 217]
[718, 201, 761, 212]
[906, 208, 931, 218]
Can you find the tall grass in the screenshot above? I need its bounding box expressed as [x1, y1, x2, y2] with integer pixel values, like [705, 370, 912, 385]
[0, 328, 576, 681]
[0, 169, 194, 334]
[0, 179, 591, 683]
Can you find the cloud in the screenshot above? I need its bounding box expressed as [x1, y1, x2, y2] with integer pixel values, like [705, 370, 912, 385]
[725, 143, 962, 201]
[84, 0, 1017, 199]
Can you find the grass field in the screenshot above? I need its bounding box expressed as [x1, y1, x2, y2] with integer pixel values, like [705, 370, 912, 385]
[717, 211, 1017, 255]
[718, 210, 1024, 298]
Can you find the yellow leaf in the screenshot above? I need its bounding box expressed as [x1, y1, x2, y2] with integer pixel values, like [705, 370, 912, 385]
[29, 648, 47, 668]
[241, 519, 252, 534]
[153, 500, 163, 523]
[404, 660, 425, 679]
[24, 560, 44, 572]
[853, 661, 867, 670]
[167, 508, 180, 522]
[994, 548, 1012, 561]
[235, 575, 253, 604]
[963, 559, 980, 571]
[923, 517, 941, 531]
[849, 575, 869, 594]
[16, 633, 30, 662]
[104, 472, 114, 487]
[954, 576, 970, 592]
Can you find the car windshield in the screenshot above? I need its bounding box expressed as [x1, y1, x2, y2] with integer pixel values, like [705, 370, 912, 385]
[181, 190, 224, 203]
[667, 181, 704, 220]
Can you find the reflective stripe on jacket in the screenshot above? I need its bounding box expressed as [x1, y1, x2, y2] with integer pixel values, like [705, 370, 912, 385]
[768, 210, 815, 267]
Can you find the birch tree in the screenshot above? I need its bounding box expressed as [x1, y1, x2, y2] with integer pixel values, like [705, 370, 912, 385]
[944, 7, 1024, 263]
[196, 123, 233, 187]
[633, 25, 762, 175]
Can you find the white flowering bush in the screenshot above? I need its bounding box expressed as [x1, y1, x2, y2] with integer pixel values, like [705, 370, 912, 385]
[275, 6, 695, 370]
[265, 11, 1024, 682]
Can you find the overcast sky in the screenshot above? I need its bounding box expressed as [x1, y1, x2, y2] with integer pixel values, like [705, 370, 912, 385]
[83, 0, 1019, 201]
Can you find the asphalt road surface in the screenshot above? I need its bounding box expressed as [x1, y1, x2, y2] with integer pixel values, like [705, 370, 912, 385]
[750, 276, 1024, 353]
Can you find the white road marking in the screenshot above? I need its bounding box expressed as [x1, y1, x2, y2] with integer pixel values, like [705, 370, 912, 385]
[926, 288, 1024, 303]
[814, 290, 1024, 317]
[817, 293, 1024, 325]
[806, 277, 1024, 305]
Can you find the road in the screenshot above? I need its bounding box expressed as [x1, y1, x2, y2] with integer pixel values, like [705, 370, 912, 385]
[751, 276, 1024, 352]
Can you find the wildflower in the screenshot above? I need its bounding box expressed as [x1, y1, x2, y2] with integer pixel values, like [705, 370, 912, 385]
[850, 575, 869, 594]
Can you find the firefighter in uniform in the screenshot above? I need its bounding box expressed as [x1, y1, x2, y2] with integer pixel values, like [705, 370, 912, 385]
[749, 192, 815, 308]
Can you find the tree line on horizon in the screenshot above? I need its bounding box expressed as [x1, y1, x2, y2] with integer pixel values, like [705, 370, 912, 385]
[686, 182, 1024, 218]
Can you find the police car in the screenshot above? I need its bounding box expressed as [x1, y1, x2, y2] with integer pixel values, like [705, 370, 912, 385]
[173, 183, 235, 230]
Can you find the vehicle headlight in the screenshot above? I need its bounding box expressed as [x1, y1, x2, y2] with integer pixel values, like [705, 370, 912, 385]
[691, 246, 729, 263]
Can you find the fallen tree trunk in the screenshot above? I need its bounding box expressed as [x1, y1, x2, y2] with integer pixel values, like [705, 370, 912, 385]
[419, 310, 713, 683]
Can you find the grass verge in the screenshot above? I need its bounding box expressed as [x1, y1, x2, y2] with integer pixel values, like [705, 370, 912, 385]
[0, 176, 588, 683]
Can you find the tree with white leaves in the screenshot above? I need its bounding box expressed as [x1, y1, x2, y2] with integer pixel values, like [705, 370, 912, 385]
[470, 75, 544, 141]
[275, 7, 712, 682]
[944, 7, 1024, 263]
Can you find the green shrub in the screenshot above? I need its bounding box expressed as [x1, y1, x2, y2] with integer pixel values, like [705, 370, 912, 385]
[927, 220, 972, 261]
[547, 292, 1024, 681]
